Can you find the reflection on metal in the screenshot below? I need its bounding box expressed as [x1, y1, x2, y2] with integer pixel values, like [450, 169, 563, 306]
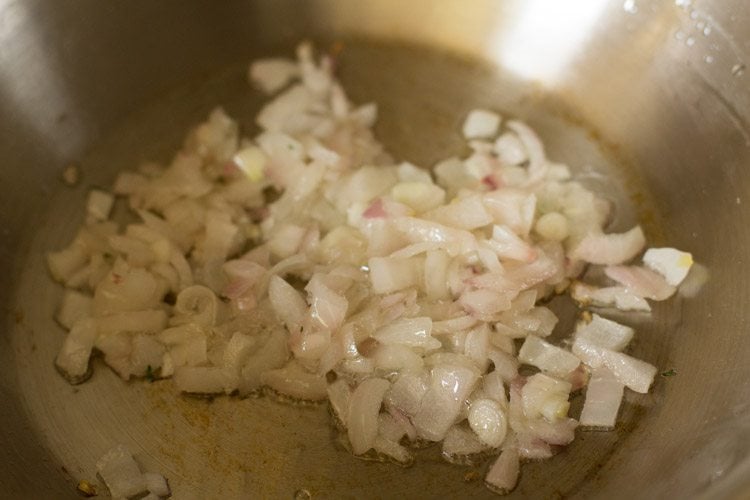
[493, 0, 611, 83]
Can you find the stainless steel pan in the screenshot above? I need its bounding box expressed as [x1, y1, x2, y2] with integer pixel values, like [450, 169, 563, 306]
[2, 1, 749, 498]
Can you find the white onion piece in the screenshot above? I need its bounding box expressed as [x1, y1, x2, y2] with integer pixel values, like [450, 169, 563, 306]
[570, 226, 646, 265]
[368, 256, 421, 294]
[459, 289, 512, 317]
[390, 182, 445, 213]
[55, 318, 97, 384]
[604, 265, 676, 300]
[372, 344, 425, 371]
[93, 263, 163, 315]
[442, 425, 486, 464]
[426, 195, 493, 230]
[485, 447, 520, 495]
[96, 309, 168, 336]
[143, 471, 170, 497]
[393, 217, 477, 257]
[482, 189, 536, 237]
[87, 189, 115, 221]
[256, 84, 311, 132]
[347, 377, 391, 455]
[268, 275, 307, 332]
[413, 364, 479, 441]
[526, 416, 578, 445]
[534, 211, 569, 242]
[96, 445, 147, 499]
[487, 349, 519, 382]
[518, 335, 580, 376]
[506, 120, 546, 176]
[172, 285, 223, 327]
[47, 243, 88, 283]
[494, 132, 527, 165]
[488, 224, 537, 262]
[643, 247, 694, 286]
[327, 378, 352, 426]
[372, 317, 439, 350]
[249, 58, 299, 93]
[306, 274, 348, 332]
[482, 370, 509, 407]
[464, 324, 491, 371]
[575, 314, 633, 351]
[261, 360, 327, 401]
[468, 399, 508, 448]
[267, 223, 307, 259]
[239, 328, 289, 395]
[463, 109, 501, 139]
[385, 372, 429, 416]
[521, 373, 572, 422]
[571, 282, 651, 312]
[377, 411, 407, 443]
[222, 332, 258, 372]
[579, 367, 624, 429]
[423, 249, 451, 300]
[572, 338, 656, 393]
[432, 315, 478, 335]
[372, 435, 413, 465]
[56, 290, 92, 331]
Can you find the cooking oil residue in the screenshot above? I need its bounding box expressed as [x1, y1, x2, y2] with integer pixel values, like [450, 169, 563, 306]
[731, 63, 746, 77]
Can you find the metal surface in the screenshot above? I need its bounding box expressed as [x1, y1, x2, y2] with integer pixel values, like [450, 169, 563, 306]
[1, 0, 749, 498]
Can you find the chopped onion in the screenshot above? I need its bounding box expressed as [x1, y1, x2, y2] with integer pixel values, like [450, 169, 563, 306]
[579, 367, 624, 429]
[643, 247, 694, 286]
[463, 109, 501, 139]
[485, 447, 520, 495]
[575, 314, 633, 351]
[413, 364, 479, 441]
[442, 425, 487, 464]
[347, 377, 391, 455]
[604, 265, 676, 300]
[468, 398, 508, 448]
[518, 335, 581, 377]
[572, 338, 657, 393]
[570, 226, 646, 265]
[45, 42, 697, 497]
[96, 445, 147, 499]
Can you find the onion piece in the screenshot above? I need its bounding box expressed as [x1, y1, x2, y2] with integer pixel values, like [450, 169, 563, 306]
[347, 378, 391, 455]
[372, 317, 440, 351]
[413, 364, 479, 441]
[249, 58, 299, 93]
[518, 335, 581, 377]
[570, 282, 651, 312]
[485, 447, 520, 495]
[463, 109, 501, 139]
[55, 318, 98, 384]
[575, 314, 633, 351]
[96, 445, 147, 499]
[143, 472, 171, 497]
[570, 226, 646, 265]
[604, 265, 676, 300]
[468, 398, 508, 448]
[261, 360, 327, 401]
[268, 275, 307, 332]
[521, 373, 572, 422]
[56, 290, 92, 330]
[368, 256, 421, 294]
[643, 247, 694, 286]
[385, 372, 429, 416]
[442, 425, 487, 465]
[572, 338, 656, 393]
[579, 367, 624, 429]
